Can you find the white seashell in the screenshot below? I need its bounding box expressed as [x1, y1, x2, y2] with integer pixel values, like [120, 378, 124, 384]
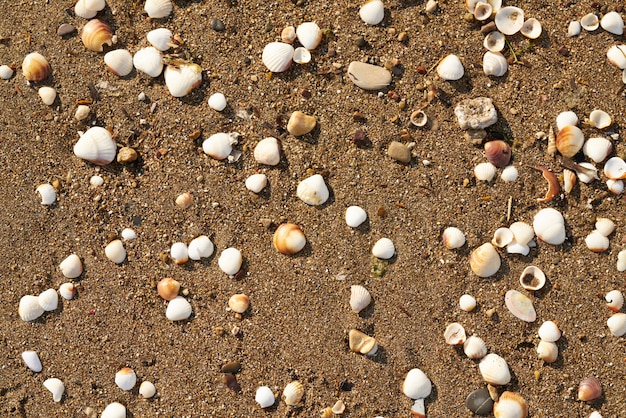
[188, 235, 214, 260]
[38, 288, 59, 311]
[133, 47, 163, 77]
[105, 239, 126, 264]
[169, 242, 188, 264]
[442, 226, 466, 249]
[410, 110, 428, 127]
[520, 18, 542, 39]
[533, 208, 565, 245]
[0, 64, 14, 80]
[104, 49, 133, 76]
[568, 20, 582, 37]
[589, 412, 603, 418]
[607, 312, 626, 336]
[483, 31, 505, 52]
[479, 353, 511, 386]
[254, 137, 281, 165]
[296, 174, 329, 205]
[350, 285, 372, 313]
[583, 137, 612, 163]
[208, 93, 227, 111]
[486, 0, 501, 14]
[147, 28, 173, 51]
[505, 289, 536, 322]
[519, 265, 546, 291]
[601, 11, 624, 35]
[121, 228, 136, 240]
[164, 63, 202, 97]
[75, 0, 98, 19]
[36, 183, 56, 205]
[402, 368, 432, 399]
[474, 2, 493, 21]
[492, 227, 513, 248]
[556, 111, 578, 131]
[145, 0, 172, 18]
[509, 222, 534, 246]
[115, 367, 137, 391]
[372, 237, 395, 259]
[495, 6, 524, 35]
[59, 254, 82, 280]
[255, 386, 275, 408]
[166, 296, 192, 321]
[470, 242, 501, 277]
[500, 165, 519, 182]
[474, 162, 497, 181]
[218, 247, 242, 276]
[296, 22, 322, 50]
[75, 104, 90, 121]
[282, 381, 304, 405]
[537, 340, 558, 363]
[245, 173, 267, 193]
[463, 335, 487, 359]
[262, 42, 294, 72]
[581, 13, 600, 31]
[19, 295, 45, 321]
[585, 231, 609, 253]
[506, 240, 530, 256]
[43, 378, 65, 402]
[605, 290, 624, 311]
[84, 0, 106, 11]
[588, 109, 611, 130]
[139, 381, 156, 398]
[359, 0, 385, 25]
[410, 399, 425, 417]
[459, 294, 477, 312]
[22, 351, 42, 372]
[577, 162, 599, 183]
[38, 86, 57, 106]
[607, 178, 624, 194]
[618, 249, 626, 271]
[345, 206, 367, 228]
[59, 282, 76, 300]
[483, 51, 508, 77]
[293, 47, 311, 64]
[101, 402, 126, 418]
[538, 320, 561, 342]
[202, 132, 233, 160]
[444, 322, 466, 345]
[595, 218, 615, 237]
[437, 54, 464, 80]
[604, 157, 626, 179]
[607, 44, 626, 69]
[73, 126, 116, 166]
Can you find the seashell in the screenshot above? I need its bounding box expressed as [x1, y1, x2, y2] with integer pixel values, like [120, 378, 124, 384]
[254, 137, 281, 166]
[188, 235, 214, 260]
[245, 174, 268, 193]
[474, 2, 493, 21]
[533, 208, 565, 245]
[360, 0, 385, 25]
[469, 242, 501, 277]
[465, 0, 481, 13]
[578, 376, 602, 401]
[556, 111, 578, 132]
[175, 192, 192, 209]
[583, 137, 612, 163]
[568, 20, 582, 37]
[228, 294, 250, 313]
[537, 340, 558, 363]
[577, 162, 599, 183]
[145, 0, 173, 18]
[218, 247, 242, 276]
[255, 386, 275, 408]
[585, 231, 609, 252]
[486, 0, 501, 14]
[203, 132, 236, 160]
[556, 125, 584, 157]
[22, 351, 42, 372]
[170, 242, 188, 264]
[73, 126, 116, 165]
[501, 165, 518, 182]
[608, 179, 625, 194]
[296, 22, 322, 50]
[463, 335, 487, 359]
[75, 104, 90, 121]
[601, 11, 624, 35]
[402, 368, 432, 400]
[293, 46, 311, 64]
[444, 322, 467, 345]
[483, 51, 508, 77]
[493, 391, 528, 418]
[332, 400, 346, 415]
[437, 54, 464, 80]
[604, 156, 626, 179]
[296, 174, 329, 205]
[115, 367, 136, 391]
[84, 0, 106, 11]
[348, 329, 378, 355]
[139, 381, 156, 398]
[157, 278, 180, 301]
[166, 296, 192, 321]
[409, 397, 425, 415]
[605, 290, 624, 312]
[36, 183, 56, 205]
[606, 44, 626, 69]
[479, 353, 511, 386]
[589, 412, 603, 418]
[459, 294, 477, 312]
[466, 388, 494, 415]
[105, 239, 126, 264]
[372, 237, 395, 259]
[350, 285, 372, 313]
[22, 52, 51, 81]
[43, 378, 65, 402]
[519, 266, 546, 291]
[75, 0, 98, 19]
[283, 381, 304, 406]
[38, 288, 59, 312]
[581, 13, 600, 31]
[535, 165, 559, 203]
[563, 168, 576, 193]
[81, 19, 113, 52]
[101, 402, 126, 418]
[442, 227, 466, 249]
[538, 320, 561, 342]
[509, 222, 534, 246]
[287, 111, 316, 136]
[133, 47, 163, 77]
[19, 295, 45, 321]
[281, 26, 296, 43]
[505, 289, 536, 322]
[484, 140, 511, 167]
[38, 87, 57, 106]
[147, 28, 173, 51]
[520, 18, 542, 39]
[484, 31, 505, 52]
[208, 92, 227, 111]
[262, 42, 294, 72]
[474, 162, 497, 181]
[164, 63, 202, 97]
[273, 223, 306, 255]
[495, 6, 524, 35]
[410, 109, 428, 127]
[59, 282, 76, 300]
[0, 64, 14, 80]
[506, 240, 530, 256]
[607, 312, 626, 336]
[345, 206, 367, 228]
[589, 109, 611, 129]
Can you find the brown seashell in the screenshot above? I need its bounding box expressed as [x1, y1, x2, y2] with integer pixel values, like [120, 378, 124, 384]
[348, 329, 378, 355]
[273, 223, 306, 254]
[228, 293, 250, 314]
[157, 277, 180, 301]
[493, 391, 528, 418]
[484, 140, 511, 167]
[556, 125, 584, 158]
[22, 52, 51, 81]
[535, 166, 560, 203]
[287, 111, 316, 136]
[578, 377, 602, 402]
[81, 19, 113, 52]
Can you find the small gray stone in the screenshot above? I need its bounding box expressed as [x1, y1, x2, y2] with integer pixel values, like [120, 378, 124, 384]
[387, 141, 411, 163]
[464, 129, 487, 145]
[348, 61, 392, 91]
[465, 388, 493, 415]
[454, 97, 498, 130]
[57, 24, 76, 36]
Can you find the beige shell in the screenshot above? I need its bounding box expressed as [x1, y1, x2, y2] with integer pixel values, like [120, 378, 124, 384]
[147, 28, 173, 51]
[603, 157, 626, 180]
[81, 19, 113, 52]
[349, 285, 372, 313]
[556, 111, 578, 131]
[519, 265, 546, 291]
[483, 51, 508, 77]
[596, 217, 616, 237]
[563, 168, 576, 193]
[444, 322, 466, 345]
[537, 340, 558, 363]
[133, 47, 163, 78]
[495, 6, 524, 35]
[556, 125, 584, 157]
[493, 391, 528, 418]
[469, 242, 501, 277]
[293, 47, 311, 64]
[38, 86, 57, 105]
[589, 109, 611, 129]
[228, 293, 250, 313]
[282, 381, 304, 406]
[483, 31, 505, 52]
[505, 289, 536, 322]
[538, 320, 561, 342]
[437, 54, 464, 80]
[297, 174, 329, 206]
[348, 329, 378, 355]
[479, 353, 511, 385]
[75, 0, 98, 19]
[520, 18, 542, 39]
[508, 221, 534, 245]
[296, 22, 322, 50]
[281, 26, 296, 43]
[157, 278, 180, 301]
[38, 288, 59, 311]
[273, 223, 306, 255]
[463, 335, 487, 359]
[442, 227, 465, 249]
[22, 52, 51, 81]
[287, 111, 316, 136]
[139, 381, 157, 398]
[585, 231, 609, 253]
[164, 63, 202, 97]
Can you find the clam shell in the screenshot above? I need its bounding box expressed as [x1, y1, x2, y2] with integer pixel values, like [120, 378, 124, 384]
[510, 221, 535, 245]
[254, 137, 281, 165]
[506, 241, 530, 256]
[115, 367, 137, 391]
[607, 44, 626, 69]
[533, 208, 565, 245]
[484, 31, 505, 52]
[293, 46, 311, 64]
[581, 13, 600, 31]
[459, 294, 477, 312]
[43, 378, 65, 402]
[157, 278, 180, 301]
[84, 0, 105, 10]
[133, 47, 163, 77]
[273, 223, 306, 255]
[410, 109, 428, 127]
[188, 235, 214, 260]
[537, 340, 558, 363]
[345, 205, 367, 228]
[583, 136, 612, 163]
[73, 126, 116, 165]
[505, 289, 536, 322]
[605, 290, 624, 312]
[164, 63, 202, 97]
[139, 381, 157, 398]
[38, 288, 59, 311]
[437, 54, 464, 80]
[255, 386, 275, 408]
[442, 226, 466, 249]
[348, 329, 378, 355]
[585, 231, 609, 253]
[495, 6, 524, 35]
[501, 165, 519, 182]
[483, 50, 508, 77]
[22, 52, 51, 81]
[296, 22, 322, 50]
[568, 20, 582, 37]
[0, 64, 14, 80]
[36, 183, 56, 205]
[287, 111, 316, 136]
[170, 242, 188, 264]
[578, 376, 602, 401]
[563, 168, 576, 193]
[444, 322, 466, 345]
[208, 92, 227, 111]
[577, 162, 599, 183]
[589, 109, 611, 129]
[484, 139, 511, 167]
[296, 174, 329, 205]
[603, 156, 626, 179]
[22, 351, 42, 372]
[492, 227, 513, 248]
[474, 162, 497, 181]
[145, 0, 173, 18]
[359, 0, 385, 25]
[59, 282, 76, 300]
[469, 242, 501, 277]
[262, 42, 294, 72]
[402, 368, 432, 400]
[607, 312, 626, 337]
[600, 11, 624, 35]
[75, 0, 98, 19]
[228, 294, 250, 313]
[520, 18, 542, 39]
[350, 285, 372, 313]
[81, 19, 113, 52]
[538, 320, 561, 342]
[245, 173, 267, 193]
[556, 125, 584, 157]
[519, 265, 545, 291]
[479, 353, 511, 385]
[105, 239, 126, 264]
[19, 295, 45, 321]
[282, 381, 304, 405]
[218, 247, 242, 276]
[474, 2, 493, 21]
[75, 104, 90, 121]
[101, 402, 126, 418]
[556, 110, 578, 131]
[147, 28, 173, 51]
[202, 132, 233, 160]
[493, 391, 528, 418]
[38, 86, 57, 106]
[166, 296, 192, 321]
[608, 179, 624, 194]
[463, 335, 487, 359]
[281, 26, 296, 43]
[104, 49, 133, 76]
[372, 237, 395, 259]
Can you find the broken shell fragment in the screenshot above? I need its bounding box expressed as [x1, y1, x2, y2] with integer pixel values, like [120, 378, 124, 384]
[282, 381, 304, 406]
[22, 351, 42, 372]
[38, 86, 57, 106]
[262, 42, 294, 72]
[605, 290, 624, 312]
[228, 293, 250, 313]
[603, 157, 626, 180]
[296, 174, 329, 205]
[402, 368, 432, 400]
[169, 242, 189, 264]
[578, 377, 602, 402]
[188, 235, 214, 260]
[519, 266, 546, 291]
[293, 46, 311, 64]
[589, 109, 611, 129]
[410, 109, 428, 127]
[218, 247, 242, 276]
[115, 368, 137, 391]
[105, 239, 126, 264]
[607, 312, 626, 336]
[104, 49, 133, 76]
[349, 285, 372, 313]
[463, 335, 487, 359]
[36, 183, 56, 205]
[372, 237, 395, 259]
[348, 329, 378, 355]
[345, 206, 367, 228]
[444, 322, 466, 345]
[563, 168, 576, 193]
[73, 126, 117, 166]
[495, 6, 524, 35]
[556, 125, 584, 157]
[157, 278, 180, 301]
[359, 0, 385, 25]
[585, 231, 609, 253]
[19, 295, 45, 321]
[144, 0, 173, 18]
[505, 289, 536, 322]
[139, 381, 156, 398]
[492, 227, 513, 248]
[493, 391, 528, 418]
[479, 353, 511, 386]
[256, 386, 275, 408]
[459, 294, 477, 312]
[437, 54, 464, 80]
[535, 166, 560, 203]
[538, 320, 561, 342]
[287, 111, 316, 136]
[442, 227, 466, 249]
[166, 296, 192, 321]
[164, 63, 202, 97]
[537, 340, 558, 363]
[43, 378, 65, 402]
[600, 11, 624, 35]
[22, 52, 51, 81]
[81, 19, 113, 52]
[470, 242, 501, 277]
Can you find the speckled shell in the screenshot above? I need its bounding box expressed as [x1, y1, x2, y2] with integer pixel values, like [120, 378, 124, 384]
[262, 42, 294, 72]
[469, 242, 501, 277]
[81, 19, 113, 52]
[73, 126, 117, 166]
[22, 52, 50, 81]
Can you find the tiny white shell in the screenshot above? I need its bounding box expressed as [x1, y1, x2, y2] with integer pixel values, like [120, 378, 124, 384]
[556, 111, 578, 131]
[607, 179, 624, 194]
[293, 47, 311, 64]
[296, 22, 322, 50]
[218, 247, 242, 276]
[595, 218, 615, 237]
[492, 227, 513, 248]
[372, 237, 395, 259]
[583, 137, 612, 163]
[509, 222, 534, 246]
[589, 412, 603, 418]
[22, 351, 42, 372]
[139, 381, 156, 398]
[115, 367, 137, 391]
[359, 0, 385, 25]
[500, 165, 519, 182]
[350, 285, 372, 313]
[133, 47, 163, 77]
[604, 157, 626, 180]
[519, 265, 546, 291]
[600, 11, 624, 35]
[538, 320, 561, 342]
[495, 6, 524, 35]
[164, 63, 202, 97]
[0, 64, 14, 80]
[73, 126, 116, 166]
[533, 208, 565, 245]
[147, 28, 173, 51]
[537, 340, 558, 363]
[607, 312, 626, 336]
[459, 294, 477, 312]
[296, 174, 329, 205]
[345, 206, 367, 228]
[254, 137, 281, 166]
[607, 44, 626, 69]
[520, 18, 542, 39]
[19, 295, 45, 321]
[170, 242, 189, 264]
[262, 42, 294, 73]
[75, 0, 97, 19]
[585, 231, 609, 253]
[255, 385, 275, 408]
[245, 173, 268, 193]
[38, 288, 59, 311]
[208, 93, 227, 111]
[479, 353, 511, 385]
[483, 51, 508, 77]
[463, 335, 487, 359]
[166, 296, 192, 321]
[188, 235, 214, 260]
[444, 322, 466, 345]
[101, 402, 126, 418]
[442, 226, 466, 249]
[121, 228, 136, 240]
[505, 289, 536, 322]
[437, 54, 464, 81]
[104, 49, 134, 77]
[483, 31, 505, 52]
[469, 242, 501, 277]
[402, 368, 432, 400]
[105, 239, 126, 264]
[38, 86, 57, 106]
[43, 378, 65, 402]
[581, 12, 600, 31]
[75, 104, 90, 121]
[605, 290, 624, 311]
[474, 162, 497, 181]
[59, 282, 76, 300]
[144, 0, 172, 18]
[589, 109, 612, 129]
[568, 20, 582, 37]
[36, 183, 56, 205]
[617, 249, 626, 271]
[282, 381, 304, 405]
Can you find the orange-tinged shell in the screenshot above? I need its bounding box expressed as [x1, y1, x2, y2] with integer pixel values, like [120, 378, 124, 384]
[556, 125, 584, 157]
[228, 293, 250, 313]
[273, 223, 306, 254]
[578, 377, 602, 402]
[82, 19, 113, 52]
[157, 277, 180, 301]
[469, 242, 501, 277]
[493, 391, 528, 418]
[484, 140, 511, 167]
[348, 329, 378, 355]
[22, 52, 51, 81]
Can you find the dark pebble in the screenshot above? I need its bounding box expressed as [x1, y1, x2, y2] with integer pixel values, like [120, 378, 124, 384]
[352, 129, 368, 147]
[222, 373, 241, 392]
[57, 23, 76, 36]
[558, 46, 570, 57]
[355, 36, 367, 48]
[221, 360, 241, 374]
[465, 388, 494, 415]
[211, 18, 225, 32]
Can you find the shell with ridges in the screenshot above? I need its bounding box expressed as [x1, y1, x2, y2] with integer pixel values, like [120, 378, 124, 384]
[470, 242, 500, 277]
[19, 295, 44, 321]
[104, 49, 133, 76]
[145, 0, 173, 18]
[442, 227, 465, 249]
[402, 368, 432, 400]
[479, 353, 511, 385]
[578, 376, 602, 401]
[444, 322, 466, 345]
[556, 125, 584, 157]
[133, 47, 163, 77]
[81, 19, 113, 52]
[296, 22, 322, 50]
[563, 168, 576, 193]
[607, 44, 626, 69]
[493, 391, 528, 418]
[594, 218, 615, 237]
[59, 282, 76, 300]
[43, 378, 65, 402]
[218, 247, 242, 276]
[188, 235, 214, 260]
[583, 137, 612, 163]
[147, 28, 173, 51]
[359, 0, 385, 25]
[605, 290, 624, 312]
[495, 6, 524, 35]
[607, 312, 626, 336]
[282, 381, 304, 406]
[585, 231, 609, 252]
[581, 13, 600, 31]
[350, 285, 372, 313]
[463, 335, 487, 359]
[505, 289, 536, 322]
[75, 0, 98, 19]
[509, 222, 534, 246]
[437, 54, 464, 80]
[157, 278, 180, 301]
[372, 237, 395, 259]
[73, 126, 116, 165]
[345, 206, 367, 227]
[474, 162, 497, 181]
[533, 208, 565, 245]
[501, 165, 519, 182]
[0, 65, 14, 80]
[600, 11, 624, 35]
[22, 52, 51, 81]
[484, 139, 511, 167]
[22, 351, 42, 372]
[262, 42, 294, 72]
[166, 296, 192, 321]
[38, 288, 58, 311]
[556, 111, 578, 131]
[164, 63, 202, 97]
[459, 294, 477, 312]
[296, 174, 329, 205]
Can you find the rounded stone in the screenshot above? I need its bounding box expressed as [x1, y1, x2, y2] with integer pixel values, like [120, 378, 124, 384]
[220, 360, 241, 374]
[387, 141, 411, 163]
[465, 388, 494, 415]
[454, 97, 498, 130]
[347, 61, 392, 91]
[117, 147, 138, 163]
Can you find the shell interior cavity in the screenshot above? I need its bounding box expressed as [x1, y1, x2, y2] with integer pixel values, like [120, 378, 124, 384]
[495, 6, 524, 35]
[444, 322, 466, 345]
[519, 265, 546, 290]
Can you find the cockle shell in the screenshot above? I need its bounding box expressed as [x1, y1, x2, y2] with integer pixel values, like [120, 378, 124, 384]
[484, 31, 505, 52]
[607, 312, 626, 336]
[38, 87, 57, 106]
[348, 329, 378, 355]
[115, 367, 136, 391]
[589, 109, 612, 129]
[556, 111, 578, 131]
[556, 125, 584, 157]
[583, 137, 612, 163]
[262, 42, 294, 72]
[19, 295, 45, 321]
[292, 47, 311, 64]
[104, 49, 133, 76]
[188, 235, 214, 260]
[287, 111, 317, 136]
[0, 64, 14, 80]
[606, 44, 626, 69]
[537, 340, 558, 363]
[437, 54, 464, 80]
[139, 381, 156, 398]
[605, 290, 624, 312]
[36, 183, 56, 205]
[444, 322, 466, 345]
[585, 231, 609, 252]
[508, 222, 534, 245]
[157, 278, 180, 301]
[578, 376, 602, 401]
[81, 19, 113, 52]
[608, 178, 625, 194]
[483, 51, 508, 77]
[296, 174, 329, 205]
[43, 378, 65, 402]
[255, 386, 275, 408]
[164, 63, 202, 97]
[469, 243, 501, 277]
[520, 18, 542, 39]
[372, 237, 395, 259]
[208, 92, 227, 111]
[59, 282, 76, 300]
[402, 368, 432, 400]
[273, 223, 306, 255]
[492, 227, 513, 248]
[22, 52, 51, 81]
[581, 13, 600, 31]
[147, 28, 173, 51]
[296, 22, 322, 50]
[360, 0, 385, 25]
[459, 294, 477, 312]
[501, 165, 519, 182]
[350, 285, 371, 313]
[600, 11, 624, 35]
[38, 288, 58, 311]
[603, 157, 626, 179]
[533, 208, 565, 245]
[484, 140, 511, 167]
[442, 227, 465, 249]
[166, 296, 192, 321]
[563, 168, 576, 193]
[345, 206, 367, 227]
[75, 0, 97, 19]
[245, 174, 267, 193]
[474, 162, 497, 181]
[479, 353, 511, 385]
[73, 126, 116, 165]
[133, 47, 163, 77]
[495, 6, 524, 35]
[463, 335, 487, 359]
[22, 351, 42, 372]
[493, 391, 528, 418]
[145, 0, 173, 18]
[228, 294, 250, 313]
[83, 0, 105, 10]
[105, 239, 126, 264]
[519, 266, 545, 291]
[282, 381, 304, 405]
[538, 320, 561, 342]
[254, 137, 281, 166]
[568, 20, 582, 37]
[203, 132, 234, 160]
[474, 2, 493, 21]
[101, 402, 126, 418]
[505, 289, 536, 322]
[170, 242, 188, 264]
[218, 247, 242, 276]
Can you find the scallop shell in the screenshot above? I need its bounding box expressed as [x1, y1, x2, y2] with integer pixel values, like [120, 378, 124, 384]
[133, 47, 163, 77]
[0, 64, 14, 80]
[349, 285, 372, 313]
[255, 386, 275, 408]
[479, 353, 511, 386]
[581, 13, 600, 31]
[157, 278, 180, 301]
[345, 205, 367, 228]
[139, 381, 157, 398]
[437, 54, 464, 81]
[493, 391, 528, 418]
[589, 109, 611, 129]
[43, 378, 65, 402]
[166, 296, 192, 321]
[372, 237, 395, 259]
[538, 320, 561, 342]
[402, 368, 432, 400]
[469, 242, 501, 278]
[282, 381, 304, 406]
[556, 125, 584, 157]
[81, 19, 113, 52]
[600, 11, 624, 35]
[73, 126, 116, 165]
[75, 0, 98, 19]
[533, 208, 566, 245]
[208, 92, 227, 111]
[202, 132, 233, 160]
[520, 18, 542, 39]
[608, 178, 624, 194]
[261, 42, 294, 73]
[101, 402, 126, 418]
[254, 137, 281, 166]
[603, 157, 626, 179]
[505, 289, 536, 322]
[359, 0, 385, 25]
[444, 322, 466, 345]
[607, 44, 626, 69]
[38, 86, 57, 106]
[585, 231, 609, 253]
[36, 183, 56, 205]
[474, 162, 497, 181]
[583, 137, 612, 163]
[292, 47, 311, 64]
[463, 335, 487, 359]
[501, 165, 519, 182]
[218, 247, 242, 276]
[296, 22, 322, 50]
[495, 6, 524, 35]
[607, 312, 626, 336]
[170, 242, 188, 264]
[38, 288, 59, 312]
[59, 282, 76, 300]
[459, 294, 477, 312]
[115, 367, 137, 391]
[484, 139, 511, 167]
[19, 295, 45, 321]
[568, 20, 582, 37]
[474, 2, 493, 21]
[484, 31, 505, 52]
[287, 111, 316, 136]
[147, 28, 173, 51]
[164, 63, 202, 97]
[442, 227, 466, 249]
[22, 351, 42, 372]
[605, 290, 624, 312]
[578, 376, 602, 401]
[296, 174, 329, 205]
[104, 49, 133, 76]
[556, 111, 578, 131]
[228, 294, 250, 313]
[245, 173, 267, 193]
[188, 235, 214, 260]
[492, 227, 513, 248]
[22, 52, 51, 81]
[519, 266, 545, 291]
[563, 168, 576, 193]
[105, 239, 126, 264]
[145, 0, 173, 18]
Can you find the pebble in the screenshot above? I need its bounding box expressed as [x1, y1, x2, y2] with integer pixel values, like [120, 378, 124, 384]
[480, 21, 497, 34]
[355, 36, 367, 48]
[57, 23, 76, 36]
[464, 129, 487, 145]
[211, 18, 225, 32]
[138, 92, 147, 101]
[347, 61, 392, 91]
[117, 147, 138, 163]
[387, 141, 411, 163]
[397, 31, 409, 42]
[454, 97, 498, 130]
[352, 129, 368, 147]
[466, 388, 493, 415]
[220, 360, 241, 374]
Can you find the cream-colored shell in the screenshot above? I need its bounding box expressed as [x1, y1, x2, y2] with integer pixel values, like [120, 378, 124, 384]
[38, 288, 59, 311]
[218, 247, 242, 276]
[505, 289, 536, 322]
[164, 63, 202, 97]
[254, 137, 281, 166]
[101, 402, 126, 418]
[556, 111, 578, 131]
[296, 22, 322, 50]
[437, 54, 464, 80]
[596, 217, 616, 238]
[348, 329, 378, 355]
[245, 174, 267, 193]
[139, 381, 157, 398]
[607, 178, 624, 194]
[166, 296, 192, 321]
[203, 132, 233, 160]
[500, 165, 518, 182]
[292, 47, 311, 64]
[208, 92, 227, 111]
[81, 19, 113, 52]
[568, 21, 581, 37]
[145, 0, 173, 18]
[115, 367, 137, 391]
[600, 11, 624, 35]
[483, 31, 505, 52]
[22, 52, 51, 81]
[474, 2, 492, 21]
[442, 226, 466, 249]
[463, 335, 487, 359]
[604, 157, 626, 180]
[75, 0, 98, 19]
[105, 239, 126, 264]
[585, 231, 609, 253]
[444, 322, 466, 345]
[282, 381, 304, 405]
[538, 320, 561, 342]
[0, 64, 14, 80]
[22, 351, 42, 372]
[59, 254, 82, 278]
[479, 353, 511, 385]
[36, 183, 56, 205]
[520, 18, 542, 39]
[359, 0, 385, 25]
[262, 42, 294, 72]
[38, 86, 57, 106]
[493, 391, 528, 418]
[349, 285, 372, 313]
[372, 237, 395, 259]
[483, 51, 508, 77]
[104, 49, 133, 76]
[607, 44, 626, 69]
[59, 282, 76, 300]
[533, 208, 565, 245]
[459, 294, 477, 312]
[607, 312, 626, 336]
[492, 227, 513, 248]
[73, 126, 116, 166]
[43, 378, 65, 402]
[228, 294, 250, 313]
[519, 265, 546, 291]
[170, 242, 189, 264]
[255, 386, 275, 408]
[589, 109, 612, 129]
[402, 368, 432, 400]
[495, 6, 524, 35]
[469, 242, 501, 277]
[296, 174, 329, 205]
[617, 249, 626, 271]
